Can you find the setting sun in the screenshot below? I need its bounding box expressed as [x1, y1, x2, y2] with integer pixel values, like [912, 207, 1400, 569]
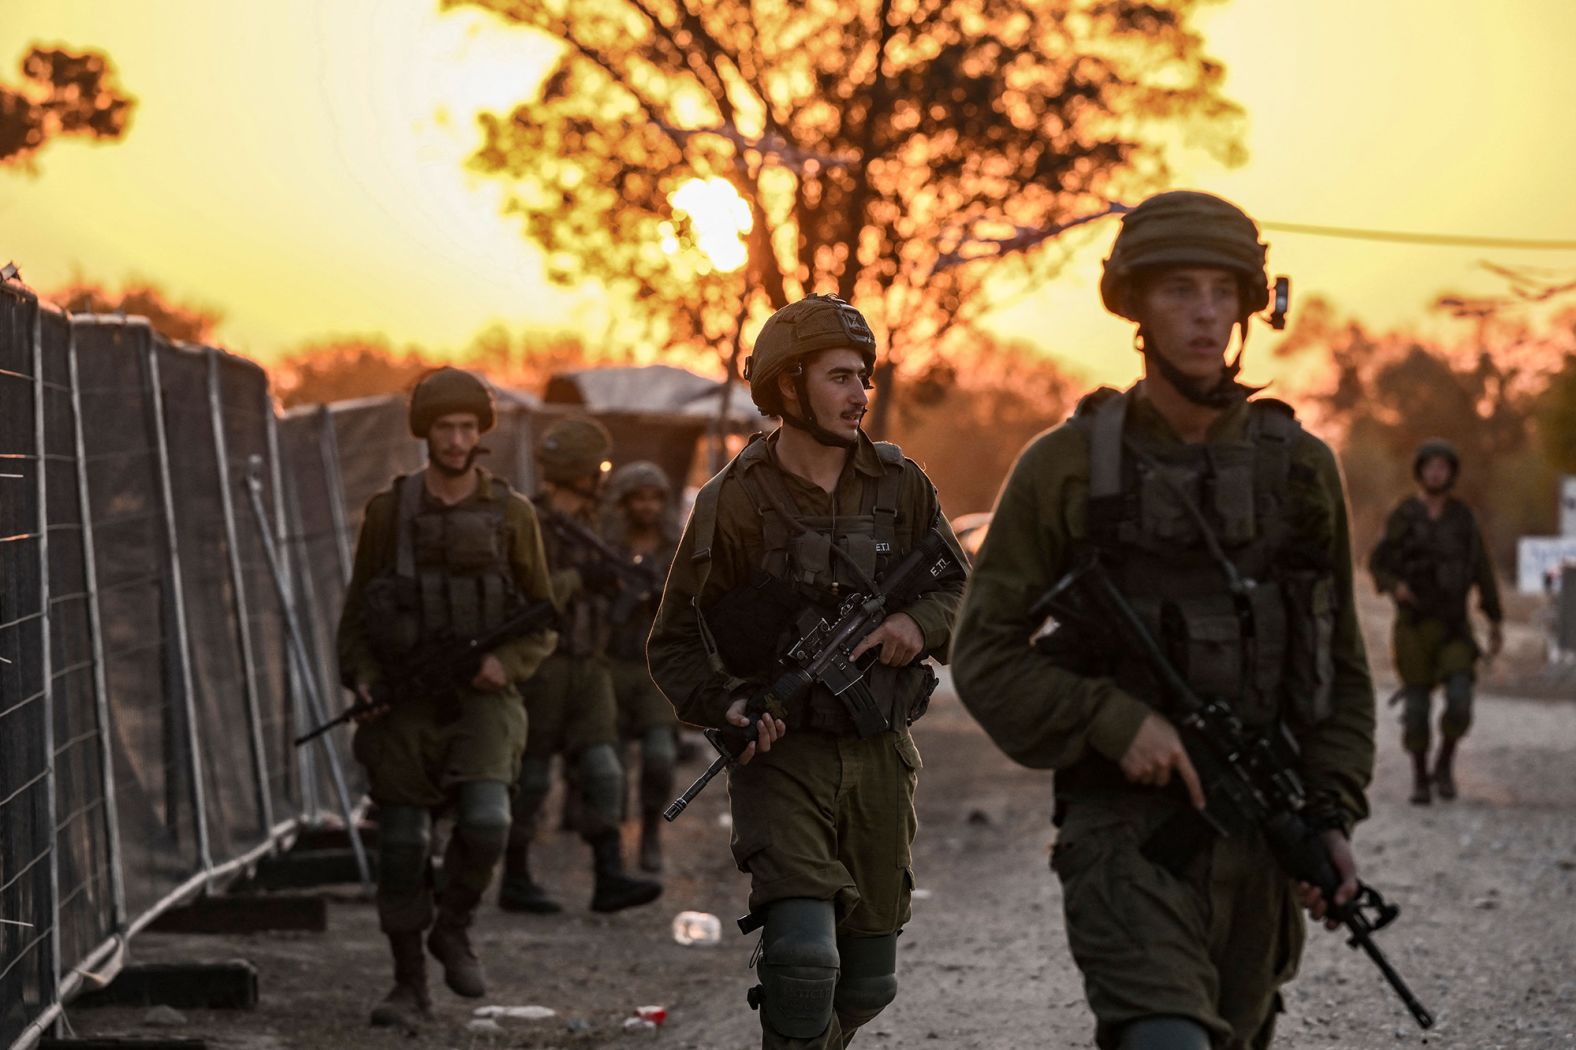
[669, 177, 752, 273]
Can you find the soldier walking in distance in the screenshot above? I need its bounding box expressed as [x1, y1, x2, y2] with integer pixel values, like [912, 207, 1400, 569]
[338, 367, 557, 1029]
[648, 294, 967, 1050]
[951, 192, 1377, 1050]
[603, 460, 682, 872]
[498, 417, 662, 914]
[1369, 440, 1503, 804]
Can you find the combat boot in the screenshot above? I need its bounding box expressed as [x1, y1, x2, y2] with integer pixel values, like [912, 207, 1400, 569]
[589, 830, 662, 913]
[1433, 740, 1458, 801]
[498, 842, 563, 914]
[638, 810, 663, 873]
[369, 931, 432, 1030]
[1409, 751, 1432, 805]
[427, 911, 487, 998]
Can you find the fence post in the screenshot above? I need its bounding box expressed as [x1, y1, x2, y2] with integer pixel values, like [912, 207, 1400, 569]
[207, 349, 274, 836]
[268, 408, 320, 818]
[66, 317, 127, 935]
[31, 294, 61, 1032]
[144, 341, 212, 874]
[318, 404, 353, 584]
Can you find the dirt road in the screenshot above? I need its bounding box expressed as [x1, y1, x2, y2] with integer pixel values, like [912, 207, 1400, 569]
[63, 679, 1575, 1049]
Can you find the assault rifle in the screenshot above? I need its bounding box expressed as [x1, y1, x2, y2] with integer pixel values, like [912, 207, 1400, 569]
[294, 597, 558, 746]
[664, 529, 960, 823]
[1031, 555, 1435, 1030]
[540, 509, 664, 621]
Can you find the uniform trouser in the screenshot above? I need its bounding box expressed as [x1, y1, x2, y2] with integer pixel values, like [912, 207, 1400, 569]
[1392, 613, 1478, 754]
[352, 686, 528, 933]
[727, 728, 921, 1049]
[1051, 791, 1304, 1050]
[510, 652, 623, 845]
[1402, 672, 1474, 754]
[609, 657, 678, 817]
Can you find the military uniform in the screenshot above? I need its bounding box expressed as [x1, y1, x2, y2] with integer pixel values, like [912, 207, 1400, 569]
[604, 460, 683, 871]
[648, 293, 966, 1050]
[950, 193, 1376, 1050]
[338, 367, 557, 1024]
[500, 417, 662, 914]
[1369, 456, 1501, 801]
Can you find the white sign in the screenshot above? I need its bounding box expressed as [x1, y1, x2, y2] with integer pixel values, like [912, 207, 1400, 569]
[1562, 475, 1576, 538]
[1517, 535, 1576, 594]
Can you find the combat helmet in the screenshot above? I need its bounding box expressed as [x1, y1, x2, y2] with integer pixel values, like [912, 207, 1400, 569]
[1100, 191, 1282, 407]
[409, 367, 495, 437]
[607, 460, 671, 504]
[743, 293, 877, 447]
[536, 416, 613, 485]
[1412, 438, 1460, 486]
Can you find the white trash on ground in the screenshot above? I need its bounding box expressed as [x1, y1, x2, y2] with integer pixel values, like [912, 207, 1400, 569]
[671, 910, 722, 946]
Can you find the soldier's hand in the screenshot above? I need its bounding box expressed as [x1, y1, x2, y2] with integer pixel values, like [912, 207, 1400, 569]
[1119, 712, 1206, 810]
[471, 654, 509, 693]
[1297, 830, 1359, 930]
[850, 613, 925, 666]
[1393, 582, 1416, 606]
[350, 683, 391, 724]
[1487, 621, 1504, 660]
[726, 696, 785, 766]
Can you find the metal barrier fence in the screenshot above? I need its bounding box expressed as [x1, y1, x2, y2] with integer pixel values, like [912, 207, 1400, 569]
[0, 282, 346, 1049]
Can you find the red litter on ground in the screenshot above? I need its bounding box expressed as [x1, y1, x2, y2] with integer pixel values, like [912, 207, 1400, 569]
[636, 1005, 667, 1025]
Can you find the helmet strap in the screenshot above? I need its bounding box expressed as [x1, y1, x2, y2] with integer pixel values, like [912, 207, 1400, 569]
[427, 439, 487, 478]
[1137, 320, 1259, 410]
[781, 366, 858, 449]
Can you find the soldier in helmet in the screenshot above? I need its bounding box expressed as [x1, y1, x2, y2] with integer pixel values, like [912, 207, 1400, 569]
[647, 294, 968, 1049]
[603, 460, 682, 872]
[951, 191, 1377, 1049]
[338, 367, 558, 1029]
[497, 416, 662, 914]
[1369, 439, 1502, 804]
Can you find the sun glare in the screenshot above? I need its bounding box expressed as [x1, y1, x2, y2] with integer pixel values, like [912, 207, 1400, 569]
[669, 178, 753, 272]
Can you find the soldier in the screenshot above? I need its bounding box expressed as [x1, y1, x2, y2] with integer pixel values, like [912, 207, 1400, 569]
[1369, 440, 1503, 804]
[338, 367, 558, 1029]
[648, 294, 967, 1050]
[604, 460, 682, 872]
[498, 417, 662, 914]
[951, 192, 1377, 1050]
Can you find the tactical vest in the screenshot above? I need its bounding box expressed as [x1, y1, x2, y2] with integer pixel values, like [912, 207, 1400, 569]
[534, 497, 612, 658]
[364, 473, 522, 662]
[1064, 389, 1336, 732]
[693, 435, 935, 734]
[1386, 498, 1477, 627]
[605, 531, 678, 663]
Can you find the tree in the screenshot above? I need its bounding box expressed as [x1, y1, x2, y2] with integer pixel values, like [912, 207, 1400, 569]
[272, 336, 438, 408]
[0, 45, 135, 169]
[1537, 344, 1576, 475]
[49, 276, 222, 344]
[451, 0, 1243, 434]
[1274, 297, 1566, 569]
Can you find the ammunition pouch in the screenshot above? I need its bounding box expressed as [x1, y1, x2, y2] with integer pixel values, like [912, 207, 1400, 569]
[363, 573, 420, 665]
[1281, 569, 1336, 727]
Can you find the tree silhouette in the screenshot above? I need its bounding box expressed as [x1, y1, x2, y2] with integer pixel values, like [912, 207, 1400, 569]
[449, 0, 1243, 433]
[0, 45, 135, 170]
[50, 275, 222, 344]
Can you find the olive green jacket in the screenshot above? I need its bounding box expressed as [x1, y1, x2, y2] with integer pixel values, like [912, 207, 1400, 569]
[951, 387, 1376, 826]
[1369, 495, 1502, 626]
[647, 429, 968, 730]
[337, 466, 559, 689]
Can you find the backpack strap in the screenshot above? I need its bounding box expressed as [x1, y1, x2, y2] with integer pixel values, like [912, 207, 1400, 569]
[393, 472, 423, 579]
[1246, 398, 1301, 552]
[1081, 388, 1131, 548]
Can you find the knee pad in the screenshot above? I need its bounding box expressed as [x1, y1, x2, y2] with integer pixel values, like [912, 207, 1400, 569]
[578, 743, 625, 828]
[758, 898, 839, 1040]
[1442, 672, 1474, 731]
[1118, 1015, 1212, 1050]
[834, 933, 898, 1027]
[641, 727, 678, 769]
[515, 756, 552, 810]
[454, 780, 511, 857]
[377, 806, 431, 896]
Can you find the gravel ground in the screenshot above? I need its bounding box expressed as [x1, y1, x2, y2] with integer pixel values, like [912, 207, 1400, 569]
[57, 678, 1574, 1050]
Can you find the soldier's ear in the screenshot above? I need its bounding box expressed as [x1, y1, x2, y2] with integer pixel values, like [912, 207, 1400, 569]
[777, 371, 799, 410]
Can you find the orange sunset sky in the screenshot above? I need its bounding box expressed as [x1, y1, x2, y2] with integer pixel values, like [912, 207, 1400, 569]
[3, 1, 1575, 390]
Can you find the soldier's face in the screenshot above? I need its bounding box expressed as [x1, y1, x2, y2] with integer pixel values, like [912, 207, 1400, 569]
[1135, 267, 1242, 384]
[785, 347, 871, 440]
[1419, 456, 1455, 493]
[624, 486, 666, 528]
[428, 412, 481, 472]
